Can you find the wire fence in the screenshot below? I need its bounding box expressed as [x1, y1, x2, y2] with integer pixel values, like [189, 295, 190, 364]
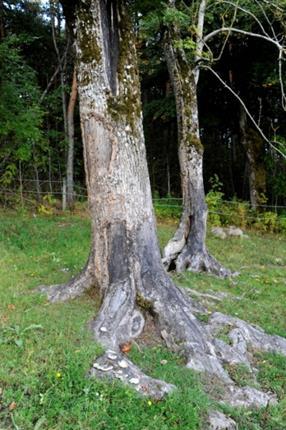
[1, 179, 286, 221]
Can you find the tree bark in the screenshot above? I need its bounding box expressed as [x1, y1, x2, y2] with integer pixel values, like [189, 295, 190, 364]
[39, 0, 286, 408]
[66, 68, 77, 208]
[162, 20, 232, 277]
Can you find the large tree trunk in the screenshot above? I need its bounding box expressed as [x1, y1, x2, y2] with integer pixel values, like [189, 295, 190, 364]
[239, 108, 266, 210]
[39, 0, 286, 411]
[162, 26, 232, 277]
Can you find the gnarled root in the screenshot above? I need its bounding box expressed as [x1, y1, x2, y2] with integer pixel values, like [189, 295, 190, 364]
[162, 214, 236, 278]
[88, 277, 175, 398]
[39, 254, 286, 408]
[90, 351, 175, 400]
[37, 251, 95, 302]
[176, 248, 237, 278]
[162, 211, 189, 270]
[137, 271, 285, 406]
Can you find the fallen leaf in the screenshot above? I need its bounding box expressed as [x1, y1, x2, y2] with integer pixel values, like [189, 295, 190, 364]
[120, 342, 132, 353]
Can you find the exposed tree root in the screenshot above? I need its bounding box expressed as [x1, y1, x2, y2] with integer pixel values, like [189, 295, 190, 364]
[176, 248, 235, 278]
[208, 312, 286, 358]
[90, 351, 175, 400]
[40, 267, 286, 408]
[182, 287, 230, 303]
[85, 268, 286, 406]
[37, 251, 95, 302]
[162, 216, 236, 278]
[162, 212, 190, 269]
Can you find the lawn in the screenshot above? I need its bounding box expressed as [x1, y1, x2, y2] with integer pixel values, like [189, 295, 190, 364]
[0, 211, 286, 429]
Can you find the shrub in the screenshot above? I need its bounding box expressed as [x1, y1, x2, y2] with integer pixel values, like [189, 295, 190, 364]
[254, 211, 278, 233]
[221, 200, 251, 228]
[278, 215, 286, 233]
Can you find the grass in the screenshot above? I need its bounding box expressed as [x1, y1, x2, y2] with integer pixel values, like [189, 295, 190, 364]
[0, 210, 286, 429]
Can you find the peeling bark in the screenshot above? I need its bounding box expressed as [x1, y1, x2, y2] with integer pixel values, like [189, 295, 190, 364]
[38, 0, 286, 411]
[162, 12, 232, 278]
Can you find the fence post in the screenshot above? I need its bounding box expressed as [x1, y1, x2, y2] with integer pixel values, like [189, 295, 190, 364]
[62, 177, 67, 211]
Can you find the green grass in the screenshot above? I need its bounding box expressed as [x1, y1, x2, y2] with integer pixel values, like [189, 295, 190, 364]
[0, 211, 286, 429]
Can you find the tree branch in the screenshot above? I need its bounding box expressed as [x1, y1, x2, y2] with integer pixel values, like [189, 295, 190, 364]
[194, 0, 207, 84]
[204, 26, 282, 49]
[203, 65, 286, 160]
[39, 44, 69, 104]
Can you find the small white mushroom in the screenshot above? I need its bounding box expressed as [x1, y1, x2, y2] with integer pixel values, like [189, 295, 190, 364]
[118, 360, 128, 368]
[107, 353, 117, 360]
[93, 363, 113, 372]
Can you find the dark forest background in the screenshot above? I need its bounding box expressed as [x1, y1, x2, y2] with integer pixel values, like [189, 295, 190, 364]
[1, 1, 286, 212]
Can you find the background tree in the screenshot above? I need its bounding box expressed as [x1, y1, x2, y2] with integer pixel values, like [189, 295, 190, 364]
[161, 0, 233, 276]
[139, 0, 286, 274]
[0, 35, 45, 192]
[0, 0, 83, 202]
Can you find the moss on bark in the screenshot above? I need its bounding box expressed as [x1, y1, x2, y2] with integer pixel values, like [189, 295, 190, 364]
[77, 1, 101, 66]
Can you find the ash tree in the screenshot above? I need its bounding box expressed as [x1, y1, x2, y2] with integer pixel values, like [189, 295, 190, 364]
[40, 0, 286, 414]
[143, 0, 286, 275]
[161, 0, 233, 276]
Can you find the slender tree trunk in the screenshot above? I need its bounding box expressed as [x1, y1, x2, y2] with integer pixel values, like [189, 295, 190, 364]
[48, 150, 53, 194]
[34, 165, 41, 202]
[32, 142, 41, 201]
[162, 27, 232, 277]
[39, 0, 286, 410]
[50, 0, 68, 140]
[166, 154, 171, 196]
[239, 107, 266, 210]
[66, 68, 77, 208]
[19, 161, 24, 208]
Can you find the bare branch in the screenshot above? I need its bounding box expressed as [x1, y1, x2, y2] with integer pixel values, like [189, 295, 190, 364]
[39, 44, 69, 104]
[253, 0, 278, 41]
[204, 26, 282, 49]
[203, 65, 286, 159]
[262, 0, 284, 13]
[195, 0, 207, 84]
[212, 3, 238, 63]
[39, 65, 60, 104]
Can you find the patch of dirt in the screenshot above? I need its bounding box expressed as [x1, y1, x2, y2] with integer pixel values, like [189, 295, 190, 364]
[137, 313, 164, 348]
